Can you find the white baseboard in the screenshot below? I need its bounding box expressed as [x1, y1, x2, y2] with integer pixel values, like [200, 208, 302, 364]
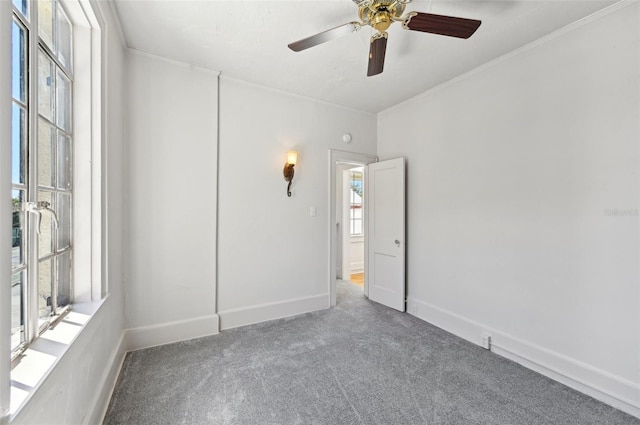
[124, 314, 220, 352]
[219, 294, 328, 330]
[350, 262, 364, 274]
[87, 333, 127, 425]
[408, 297, 640, 419]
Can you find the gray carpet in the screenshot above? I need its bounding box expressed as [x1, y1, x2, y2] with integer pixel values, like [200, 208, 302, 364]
[104, 281, 639, 425]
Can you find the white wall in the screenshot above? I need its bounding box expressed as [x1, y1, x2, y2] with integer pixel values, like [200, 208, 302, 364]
[350, 236, 364, 274]
[378, 3, 640, 415]
[10, 1, 127, 423]
[217, 78, 376, 329]
[124, 51, 219, 348]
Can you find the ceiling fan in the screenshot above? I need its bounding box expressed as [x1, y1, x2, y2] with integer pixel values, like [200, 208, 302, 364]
[288, 0, 481, 77]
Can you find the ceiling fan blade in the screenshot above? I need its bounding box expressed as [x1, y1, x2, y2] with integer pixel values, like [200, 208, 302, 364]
[403, 12, 481, 39]
[288, 22, 361, 52]
[367, 34, 387, 77]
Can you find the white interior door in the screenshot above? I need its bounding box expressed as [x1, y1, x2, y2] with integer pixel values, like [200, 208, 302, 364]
[367, 157, 405, 312]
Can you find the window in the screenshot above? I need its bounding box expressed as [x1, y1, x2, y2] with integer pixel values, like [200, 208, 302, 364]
[349, 169, 363, 236]
[10, 0, 82, 359]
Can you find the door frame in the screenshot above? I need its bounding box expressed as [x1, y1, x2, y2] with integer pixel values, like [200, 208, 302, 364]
[328, 149, 377, 307]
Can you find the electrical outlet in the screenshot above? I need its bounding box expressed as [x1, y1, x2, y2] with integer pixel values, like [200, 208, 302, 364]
[480, 332, 491, 350]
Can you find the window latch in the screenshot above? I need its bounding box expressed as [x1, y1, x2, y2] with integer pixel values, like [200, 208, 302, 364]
[16, 201, 59, 234]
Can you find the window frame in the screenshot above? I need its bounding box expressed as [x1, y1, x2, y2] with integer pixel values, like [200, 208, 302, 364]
[11, 0, 76, 360]
[10, 11, 29, 356]
[4, 0, 105, 418]
[9, 0, 103, 362]
[349, 169, 364, 237]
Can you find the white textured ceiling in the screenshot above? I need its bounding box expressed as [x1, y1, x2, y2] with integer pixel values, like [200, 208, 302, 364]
[111, 0, 617, 113]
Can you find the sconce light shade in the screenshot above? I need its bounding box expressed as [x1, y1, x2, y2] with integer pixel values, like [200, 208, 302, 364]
[283, 151, 298, 197]
[286, 151, 298, 166]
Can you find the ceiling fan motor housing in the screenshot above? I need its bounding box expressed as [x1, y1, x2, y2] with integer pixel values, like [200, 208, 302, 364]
[359, 0, 406, 32]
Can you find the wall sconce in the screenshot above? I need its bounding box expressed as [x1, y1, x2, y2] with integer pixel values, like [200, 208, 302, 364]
[283, 151, 298, 197]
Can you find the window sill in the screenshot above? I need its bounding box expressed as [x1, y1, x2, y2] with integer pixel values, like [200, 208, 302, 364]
[9, 296, 107, 420]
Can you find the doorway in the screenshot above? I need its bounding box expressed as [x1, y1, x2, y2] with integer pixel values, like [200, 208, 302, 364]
[342, 166, 364, 290]
[328, 150, 377, 307]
